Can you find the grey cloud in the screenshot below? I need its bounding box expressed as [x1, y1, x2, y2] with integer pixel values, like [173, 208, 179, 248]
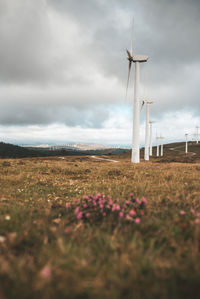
[47, 0, 108, 27]
[47, 0, 200, 71]
[0, 0, 200, 130]
[0, 0, 56, 84]
[0, 93, 110, 127]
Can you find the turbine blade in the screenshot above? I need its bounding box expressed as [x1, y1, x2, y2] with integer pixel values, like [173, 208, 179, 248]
[125, 61, 132, 100]
[140, 100, 145, 112]
[130, 18, 134, 56]
[126, 49, 132, 59]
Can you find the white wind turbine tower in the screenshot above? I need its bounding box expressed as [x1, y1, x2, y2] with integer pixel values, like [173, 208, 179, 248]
[196, 126, 199, 144]
[185, 133, 188, 154]
[156, 132, 160, 157]
[149, 120, 155, 156]
[126, 23, 148, 163]
[160, 135, 164, 156]
[141, 100, 153, 160]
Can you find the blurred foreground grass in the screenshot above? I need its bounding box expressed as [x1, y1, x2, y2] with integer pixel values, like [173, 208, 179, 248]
[0, 156, 200, 299]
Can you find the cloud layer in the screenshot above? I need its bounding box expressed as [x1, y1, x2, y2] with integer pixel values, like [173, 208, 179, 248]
[0, 0, 199, 144]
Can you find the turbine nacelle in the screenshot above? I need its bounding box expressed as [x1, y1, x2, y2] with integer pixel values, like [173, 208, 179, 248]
[132, 55, 149, 63]
[126, 50, 148, 63]
[142, 99, 153, 104]
[140, 99, 153, 112]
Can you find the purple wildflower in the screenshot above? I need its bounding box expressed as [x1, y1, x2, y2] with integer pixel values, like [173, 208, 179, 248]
[40, 265, 51, 279]
[129, 209, 136, 217]
[180, 210, 186, 215]
[115, 204, 120, 211]
[119, 212, 124, 218]
[77, 212, 83, 220]
[135, 218, 141, 224]
[141, 197, 147, 204]
[75, 207, 79, 214]
[136, 198, 141, 205]
[66, 203, 71, 209]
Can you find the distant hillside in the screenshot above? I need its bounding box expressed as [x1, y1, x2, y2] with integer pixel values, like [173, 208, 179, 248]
[1, 141, 200, 162]
[153, 141, 200, 163]
[0, 142, 128, 158]
[113, 141, 200, 163]
[139, 141, 200, 163]
[0, 142, 43, 158]
[0, 142, 88, 158]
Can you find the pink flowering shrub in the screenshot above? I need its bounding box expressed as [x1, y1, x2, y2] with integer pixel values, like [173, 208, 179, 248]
[66, 193, 147, 225]
[180, 210, 186, 215]
[175, 209, 200, 229]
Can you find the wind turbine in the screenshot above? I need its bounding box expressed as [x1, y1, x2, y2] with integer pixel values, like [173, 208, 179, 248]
[156, 133, 160, 157]
[185, 133, 188, 154]
[141, 100, 153, 161]
[149, 120, 155, 156]
[160, 135, 164, 156]
[126, 23, 148, 163]
[196, 126, 199, 144]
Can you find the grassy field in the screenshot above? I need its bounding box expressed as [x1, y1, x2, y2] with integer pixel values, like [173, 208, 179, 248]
[0, 153, 200, 298]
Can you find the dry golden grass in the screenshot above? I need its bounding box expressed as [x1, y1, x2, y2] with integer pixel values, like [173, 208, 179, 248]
[0, 155, 200, 298]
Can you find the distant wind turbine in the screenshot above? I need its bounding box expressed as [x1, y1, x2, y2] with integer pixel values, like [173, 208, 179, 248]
[141, 100, 153, 161]
[160, 135, 164, 156]
[126, 22, 148, 163]
[149, 120, 155, 156]
[156, 133, 160, 157]
[196, 126, 199, 144]
[185, 133, 188, 154]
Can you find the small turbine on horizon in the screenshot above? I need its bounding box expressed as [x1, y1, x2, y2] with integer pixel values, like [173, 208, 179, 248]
[185, 133, 188, 154]
[125, 22, 148, 163]
[156, 132, 160, 157]
[141, 100, 153, 161]
[196, 126, 199, 144]
[149, 120, 155, 156]
[159, 135, 164, 156]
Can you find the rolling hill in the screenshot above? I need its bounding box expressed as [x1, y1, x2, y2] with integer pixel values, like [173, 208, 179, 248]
[0, 142, 128, 158]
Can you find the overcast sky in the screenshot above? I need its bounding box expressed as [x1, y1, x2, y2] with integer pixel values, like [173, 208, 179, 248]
[0, 0, 199, 146]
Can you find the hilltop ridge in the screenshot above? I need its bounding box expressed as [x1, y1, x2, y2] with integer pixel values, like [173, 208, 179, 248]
[0, 142, 128, 158]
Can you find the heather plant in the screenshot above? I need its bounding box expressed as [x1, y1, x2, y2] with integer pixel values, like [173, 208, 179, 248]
[66, 193, 147, 225]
